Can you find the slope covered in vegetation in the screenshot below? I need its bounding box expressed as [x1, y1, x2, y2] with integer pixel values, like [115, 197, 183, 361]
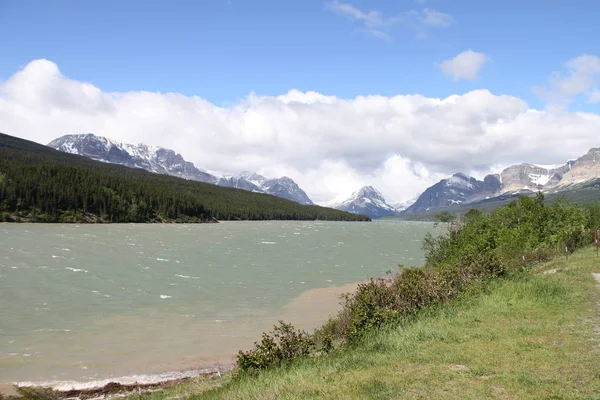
[0, 133, 370, 223]
[183, 194, 600, 398]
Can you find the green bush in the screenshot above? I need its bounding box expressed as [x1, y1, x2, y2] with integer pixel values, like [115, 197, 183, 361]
[236, 321, 313, 373]
[6, 387, 59, 400]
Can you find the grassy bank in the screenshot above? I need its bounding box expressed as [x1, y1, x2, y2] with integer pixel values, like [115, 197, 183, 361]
[131, 247, 600, 399]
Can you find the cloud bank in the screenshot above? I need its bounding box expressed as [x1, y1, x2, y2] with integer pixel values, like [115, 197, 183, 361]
[2, 59, 600, 205]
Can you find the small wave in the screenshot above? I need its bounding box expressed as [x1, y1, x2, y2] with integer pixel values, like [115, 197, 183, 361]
[261, 241, 276, 245]
[156, 258, 169, 262]
[160, 295, 171, 299]
[65, 267, 88, 273]
[174, 274, 199, 280]
[61, 248, 71, 252]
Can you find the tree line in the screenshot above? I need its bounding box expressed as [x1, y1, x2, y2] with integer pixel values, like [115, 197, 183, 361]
[0, 133, 371, 223]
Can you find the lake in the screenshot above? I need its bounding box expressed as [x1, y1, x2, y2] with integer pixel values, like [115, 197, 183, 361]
[0, 221, 434, 388]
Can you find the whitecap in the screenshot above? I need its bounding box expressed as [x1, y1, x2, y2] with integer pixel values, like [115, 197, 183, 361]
[156, 258, 169, 262]
[261, 241, 276, 245]
[160, 295, 171, 299]
[174, 274, 199, 280]
[65, 267, 88, 273]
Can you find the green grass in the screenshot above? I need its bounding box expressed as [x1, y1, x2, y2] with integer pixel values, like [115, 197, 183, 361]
[138, 247, 600, 400]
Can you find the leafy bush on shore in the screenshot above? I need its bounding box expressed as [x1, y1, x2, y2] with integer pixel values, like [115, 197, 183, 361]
[236, 193, 598, 374]
[236, 321, 313, 373]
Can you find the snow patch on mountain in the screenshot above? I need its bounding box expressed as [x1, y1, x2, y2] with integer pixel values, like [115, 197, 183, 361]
[333, 186, 396, 219]
[48, 133, 314, 205]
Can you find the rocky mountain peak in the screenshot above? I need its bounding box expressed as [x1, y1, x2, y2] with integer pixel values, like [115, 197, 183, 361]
[333, 186, 396, 219]
[48, 133, 314, 205]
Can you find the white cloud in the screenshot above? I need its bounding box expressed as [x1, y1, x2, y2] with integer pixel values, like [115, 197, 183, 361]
[420, 8, 453, 27]
[326, 1, 453, 40]
[440, 50, 489, 80]
[2, 59, 600, 205]
[534, 54, 600, 108]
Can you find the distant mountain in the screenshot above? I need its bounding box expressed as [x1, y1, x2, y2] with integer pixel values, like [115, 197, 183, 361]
[393, 198, 417, 212]
[216, 173, 313, 205]
[48, 134, 314, 205]
[403, 147, 600, 216]
[334, 186, 396, 219]
[499, 163, 573, 193]
[48, 133, 218, 183]
[403, 173, 501, 214]
[554, 148, 600, 188]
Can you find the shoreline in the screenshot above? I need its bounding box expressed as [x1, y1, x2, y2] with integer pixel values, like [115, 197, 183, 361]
[1, 367, 233, 398]
[0, 281, 363, 397]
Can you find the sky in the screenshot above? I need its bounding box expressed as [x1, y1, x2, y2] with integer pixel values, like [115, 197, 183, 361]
[1, 0, 600, 205]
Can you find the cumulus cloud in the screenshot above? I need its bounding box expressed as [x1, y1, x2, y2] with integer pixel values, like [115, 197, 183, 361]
[534, 54, 600, 108]
[326, 1, 453, 40]
[2, 59, 600, 205]
[440, 50, 489, 80]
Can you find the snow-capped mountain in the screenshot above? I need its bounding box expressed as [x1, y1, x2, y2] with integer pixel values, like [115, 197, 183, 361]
[403, 173, 501, 214]
[499, 163, 573, 193]
[403, 147, 600, 215]
[48, 134, 314, 205]
[333, 186, 396, 219]
[217, 173, 314, 205]
[393, 198, 418, 212]
[48, 133, 219, 183]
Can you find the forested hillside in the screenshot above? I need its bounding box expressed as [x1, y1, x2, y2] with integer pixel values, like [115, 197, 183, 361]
[0, 133, 370, 223]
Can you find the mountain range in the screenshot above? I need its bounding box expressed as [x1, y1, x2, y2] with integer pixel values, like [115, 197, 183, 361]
[48, 134, 600, 219]
[402, 148, 600, 215]
[48, 134, 313, 205]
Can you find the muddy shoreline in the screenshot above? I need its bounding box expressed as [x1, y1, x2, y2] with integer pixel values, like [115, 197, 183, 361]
[1, 281, 361, 398]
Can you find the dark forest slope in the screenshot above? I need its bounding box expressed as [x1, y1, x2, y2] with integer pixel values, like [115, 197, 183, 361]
[0, 133, 370, 223]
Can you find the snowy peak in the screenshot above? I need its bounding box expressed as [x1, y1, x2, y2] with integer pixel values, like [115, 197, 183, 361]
[499, 163, 570, 193]
[404, 172, 501, 214]
[445, 173, 476, 189]
[48, 134, 218, 183]
[262, 176, 313, 204]
[354, 185, 386, 203]
[334, 186, 396, 219]
[48, 133, 314, 205]
[238, 171, 268, 186]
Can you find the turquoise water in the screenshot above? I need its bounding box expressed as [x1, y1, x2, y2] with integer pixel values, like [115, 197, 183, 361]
[0, 221, 433, 386]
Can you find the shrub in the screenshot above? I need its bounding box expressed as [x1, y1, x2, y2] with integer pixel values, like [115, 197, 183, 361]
[11, 387, 59, 400]
[236, 321, 312, 373]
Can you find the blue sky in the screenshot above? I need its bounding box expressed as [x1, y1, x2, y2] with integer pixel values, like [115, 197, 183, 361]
[2, 0, 599, 109]
[1, 0, 600, 204]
